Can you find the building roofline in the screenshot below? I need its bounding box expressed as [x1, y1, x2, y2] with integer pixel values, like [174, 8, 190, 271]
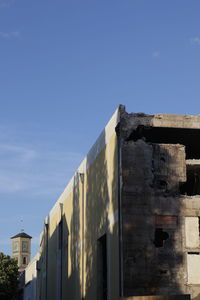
[11, 232, 32, 239]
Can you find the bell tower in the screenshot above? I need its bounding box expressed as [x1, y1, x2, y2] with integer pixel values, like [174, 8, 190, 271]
[11, 232, 32, 272]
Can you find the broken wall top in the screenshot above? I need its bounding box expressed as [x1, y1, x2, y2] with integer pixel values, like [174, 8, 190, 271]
[119, 105, 200, 140]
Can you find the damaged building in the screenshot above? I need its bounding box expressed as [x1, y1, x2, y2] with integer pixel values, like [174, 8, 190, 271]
[29, 106, 200, 300]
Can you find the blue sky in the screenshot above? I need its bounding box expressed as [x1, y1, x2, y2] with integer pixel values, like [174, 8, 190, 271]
[1, 0, 200, 256]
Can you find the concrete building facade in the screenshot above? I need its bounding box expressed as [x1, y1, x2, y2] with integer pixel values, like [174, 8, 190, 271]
[26, 106, 200, 300]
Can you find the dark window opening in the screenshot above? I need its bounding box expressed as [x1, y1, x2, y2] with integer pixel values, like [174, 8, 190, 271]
[160, 270, 167, 274]
[97, 234, 107, 300]
[180, 166, 200, 195]
[160, 157, 166, 162]
[188, 252, 200, 255]
[157, 180, 167, 190]
[127, 126, 200, 159]
[154, 228, 169, 247]
[159, 269, 168, 276]
[22, 256, 27, 265]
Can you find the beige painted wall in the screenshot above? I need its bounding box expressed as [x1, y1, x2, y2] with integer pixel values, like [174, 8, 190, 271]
[37, 108, 120, 300]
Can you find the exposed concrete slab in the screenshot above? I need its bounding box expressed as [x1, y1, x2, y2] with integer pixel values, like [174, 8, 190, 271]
[185, 217, 199, 248]
[151, 114, 200, 129]
[186, 160, 200, 166]
[120, 296, 190, 300]
[187, 254, 200, 284]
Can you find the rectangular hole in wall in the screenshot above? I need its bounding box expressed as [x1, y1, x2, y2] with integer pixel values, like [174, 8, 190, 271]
[159, 269, 169, 277]
[154, 216, 177, 248]
[180, 165, 200, 196]
[97, 234, 107, 300]
[127, 126, 200, 159]
[154, 228, 169, 248]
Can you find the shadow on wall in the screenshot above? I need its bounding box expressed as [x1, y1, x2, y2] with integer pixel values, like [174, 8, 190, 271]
[84, 127, 119, 300]
[23, 277, 37, 300]
[68, 172, 81, 300]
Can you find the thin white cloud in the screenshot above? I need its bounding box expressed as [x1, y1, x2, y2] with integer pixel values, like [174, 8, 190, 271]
[0, 144, 37, 162]
[152, 51, 160, 58]
[190, 37, 200, 45]
[0, 125, 84, 256]
[0, 152, 82, 194]
[0, 173, 30, 192]
[0, 0, 15, 8]
[0, 125, 83, 195]
[0, 31, 20, 39]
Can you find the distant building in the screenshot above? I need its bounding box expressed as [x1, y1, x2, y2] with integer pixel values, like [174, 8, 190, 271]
[11, 232, 32, 273]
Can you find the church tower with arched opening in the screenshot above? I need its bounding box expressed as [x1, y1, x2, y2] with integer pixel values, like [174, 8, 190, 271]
[11, 232, 32, 272]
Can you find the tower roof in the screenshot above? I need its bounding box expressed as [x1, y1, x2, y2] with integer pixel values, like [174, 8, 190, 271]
[11, 232, 32, 239]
